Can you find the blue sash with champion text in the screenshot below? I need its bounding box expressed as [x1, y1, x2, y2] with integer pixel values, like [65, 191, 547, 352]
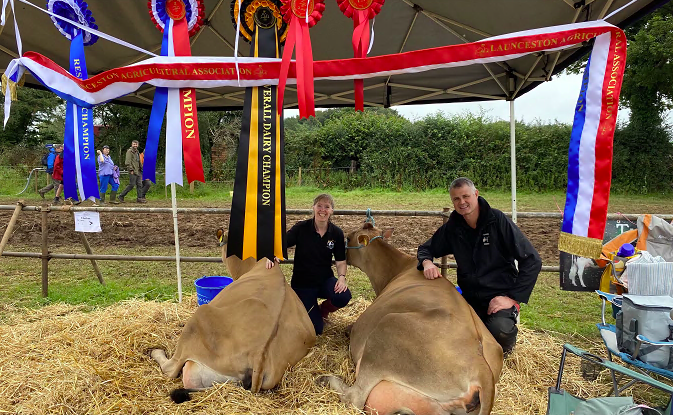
[63, 32, 98, 201]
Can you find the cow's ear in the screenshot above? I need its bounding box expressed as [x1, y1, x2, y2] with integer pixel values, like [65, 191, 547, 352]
[382, 228, 394, 239]
[363, 222, 374, 230]
[358, 234, 370, 246]
[217, 228, 227, 246]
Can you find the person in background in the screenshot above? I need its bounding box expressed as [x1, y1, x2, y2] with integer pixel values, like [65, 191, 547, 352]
[38, 144, 62, 199]
[51, 146, 64, 205]
[267, 193, 351, 335]
[138, 149, 151, 202]
[118, 140, 145, 203]
[95, 145, 119, 205]
[417, 177, 541, 354]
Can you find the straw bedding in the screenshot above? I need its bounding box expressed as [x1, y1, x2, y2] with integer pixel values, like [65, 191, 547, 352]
[0, 297, 623, 415]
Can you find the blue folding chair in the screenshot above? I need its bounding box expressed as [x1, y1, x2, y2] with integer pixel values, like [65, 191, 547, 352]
[548, 343, 673, 415]
[596, 290, 673, 395]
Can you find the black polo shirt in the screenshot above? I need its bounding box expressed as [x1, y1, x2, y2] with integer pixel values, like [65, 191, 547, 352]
[287, 219, 346, 288]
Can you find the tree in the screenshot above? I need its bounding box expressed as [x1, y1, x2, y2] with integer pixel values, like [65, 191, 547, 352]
[0, 87, 64, 148]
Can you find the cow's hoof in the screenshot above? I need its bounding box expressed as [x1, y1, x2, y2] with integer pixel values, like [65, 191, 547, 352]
[148, 348, 163, 359]
[170, 388, 192, 403]
[316, 374, 333, 388]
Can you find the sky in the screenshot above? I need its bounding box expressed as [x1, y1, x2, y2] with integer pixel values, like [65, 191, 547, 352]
[287, 72, 633, 125]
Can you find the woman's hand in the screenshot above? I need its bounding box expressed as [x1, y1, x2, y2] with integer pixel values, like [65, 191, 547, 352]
[265, 257, 280, 269]
[334, 275, 348, 293]
[97, 150, 101, 155]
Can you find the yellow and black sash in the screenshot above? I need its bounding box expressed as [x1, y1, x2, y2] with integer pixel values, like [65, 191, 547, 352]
[228, 4, 287, 261]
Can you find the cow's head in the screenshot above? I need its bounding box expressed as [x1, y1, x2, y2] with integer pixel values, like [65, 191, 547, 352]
[346, 222, 394, 266]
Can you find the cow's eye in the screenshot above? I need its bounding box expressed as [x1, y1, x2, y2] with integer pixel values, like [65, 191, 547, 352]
[346, 237, 350, 243]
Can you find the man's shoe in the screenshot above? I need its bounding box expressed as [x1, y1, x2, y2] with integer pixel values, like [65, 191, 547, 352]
[52, 196, 61, 205]
[38, 189, 46, 199]
[117, 194, 125, 203]
[137, 198, 147, 204]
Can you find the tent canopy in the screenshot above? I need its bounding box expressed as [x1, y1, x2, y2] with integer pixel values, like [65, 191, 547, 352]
[0, 0, 667, 110]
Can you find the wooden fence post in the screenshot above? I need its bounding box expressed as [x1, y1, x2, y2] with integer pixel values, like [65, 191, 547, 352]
[190, 181, 195, 194]
[298, 167, 302, 186]
[41, 207, 49, 297]
[440, 207, 450, 278]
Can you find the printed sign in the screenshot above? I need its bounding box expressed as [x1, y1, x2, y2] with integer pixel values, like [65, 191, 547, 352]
[74, 211, 102, 233]
[559, 219, 637, 291]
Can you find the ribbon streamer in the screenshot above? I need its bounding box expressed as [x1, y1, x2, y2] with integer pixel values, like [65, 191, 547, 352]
[62, 31, 98, 202]
[278, 0, 324, 118]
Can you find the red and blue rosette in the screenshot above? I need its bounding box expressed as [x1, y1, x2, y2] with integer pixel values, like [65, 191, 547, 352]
[277, 0, 325, 119]
[337, 0, 384, 111]
[47, 0, 99, 202]
[146, 0, 205, 186]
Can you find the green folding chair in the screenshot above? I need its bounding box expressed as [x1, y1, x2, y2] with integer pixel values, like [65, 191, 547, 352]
[547, 344, 673, 415]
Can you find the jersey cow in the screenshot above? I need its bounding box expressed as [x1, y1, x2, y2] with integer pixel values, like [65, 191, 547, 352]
[319, 224, 503, 415]
[150, 229, 316, 403]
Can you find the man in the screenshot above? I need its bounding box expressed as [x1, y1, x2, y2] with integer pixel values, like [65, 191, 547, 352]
[417, 177, 541, 354]
[38, 144, 62, 198]
[118, 140, 145, 203]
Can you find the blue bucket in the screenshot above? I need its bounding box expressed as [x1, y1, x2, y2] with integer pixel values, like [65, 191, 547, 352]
[194, 276, 233, 306]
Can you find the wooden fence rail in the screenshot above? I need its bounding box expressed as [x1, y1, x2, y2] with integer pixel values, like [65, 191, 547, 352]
[3, 203, 669, 297]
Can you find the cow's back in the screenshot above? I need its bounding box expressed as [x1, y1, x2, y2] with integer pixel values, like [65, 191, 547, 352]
[164, 262, 316, 391]
[349, 268, 503, 410]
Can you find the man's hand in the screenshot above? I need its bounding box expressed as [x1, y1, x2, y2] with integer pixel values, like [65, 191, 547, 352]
[96, 150, 101, 155]
[334, 275, 348, 293]
[487, 296, 518, 315]
[265, 257, 280, 269]
[422, 259, 441, 279]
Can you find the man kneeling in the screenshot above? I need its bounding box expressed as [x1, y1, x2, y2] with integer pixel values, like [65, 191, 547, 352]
[417, 177, 541, 354]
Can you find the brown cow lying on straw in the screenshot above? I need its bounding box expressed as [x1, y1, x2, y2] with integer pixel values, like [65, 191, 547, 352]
[150, 229, 316, 403]
[319, 223, 503, 415]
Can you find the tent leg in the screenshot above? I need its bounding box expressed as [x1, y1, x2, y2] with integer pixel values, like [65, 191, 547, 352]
[509, 100, 517, 223]
[171, 183, 183, 303]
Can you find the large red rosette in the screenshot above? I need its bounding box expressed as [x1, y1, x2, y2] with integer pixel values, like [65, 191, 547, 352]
[337, 0, 384, 111]
[277, 0, 325, 118]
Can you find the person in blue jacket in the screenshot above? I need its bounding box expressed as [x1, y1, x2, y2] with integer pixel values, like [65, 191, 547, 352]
[417, 177, 541, 354]
[38, 144, 61, 198]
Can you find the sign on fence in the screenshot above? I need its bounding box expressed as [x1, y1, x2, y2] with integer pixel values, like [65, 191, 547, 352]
[74, 211, 102, 233]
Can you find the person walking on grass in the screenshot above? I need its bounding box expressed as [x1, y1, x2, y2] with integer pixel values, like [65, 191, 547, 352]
[417, 177, 541, 355]
[38, 144, 62, 199]
[95, 145, 119, 205]
[118, 140, 145, 203]
[50, 146, 64, 205]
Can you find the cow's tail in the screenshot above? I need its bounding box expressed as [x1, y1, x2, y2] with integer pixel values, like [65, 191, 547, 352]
[169, 387, 208, 404]
[249, 352, 267, 393]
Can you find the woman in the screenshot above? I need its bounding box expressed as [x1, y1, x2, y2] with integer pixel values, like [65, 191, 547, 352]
[96, 145, 119, 204]
[268, 194, 351, 335]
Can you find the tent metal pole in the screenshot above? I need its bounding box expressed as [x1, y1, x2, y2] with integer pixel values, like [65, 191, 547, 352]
[510, 99, 517, 223]
[171, 183, 183, 303]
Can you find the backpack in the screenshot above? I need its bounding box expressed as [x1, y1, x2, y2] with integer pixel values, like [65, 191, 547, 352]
[41, 152, 49, 166]
[616, 294, 673, 369]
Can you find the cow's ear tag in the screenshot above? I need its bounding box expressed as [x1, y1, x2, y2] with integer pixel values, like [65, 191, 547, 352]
[217, 228, 227, 246]
[358, 234, 370, 246]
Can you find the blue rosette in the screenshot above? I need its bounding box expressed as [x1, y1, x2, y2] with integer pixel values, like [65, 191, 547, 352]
[47, 0, 99, 46]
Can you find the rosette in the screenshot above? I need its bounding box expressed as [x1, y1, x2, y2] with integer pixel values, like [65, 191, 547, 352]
[230, 0, 287, 43]
[144, 0, 206, 186]
[277, 0, 325, 118]
[47, 0, 99, 202]
[47, 0, 99, 46]
[148, 0, 204, 37]
[336, 0, 384, 111]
